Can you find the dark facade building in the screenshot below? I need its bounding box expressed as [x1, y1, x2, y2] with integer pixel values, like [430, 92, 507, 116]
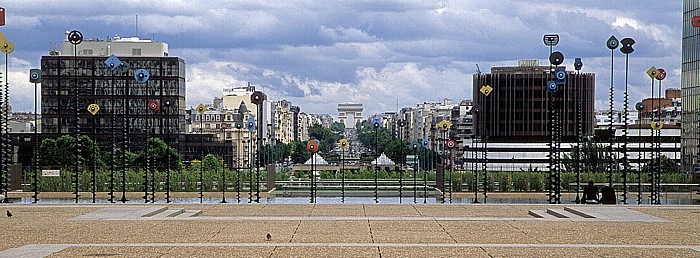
[681, 0, 700, 176]
[40, 55, 186, 151]
[473, 64, 595, 143]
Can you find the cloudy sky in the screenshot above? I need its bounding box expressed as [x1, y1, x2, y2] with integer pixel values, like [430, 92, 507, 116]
[2, 1, 683, 116]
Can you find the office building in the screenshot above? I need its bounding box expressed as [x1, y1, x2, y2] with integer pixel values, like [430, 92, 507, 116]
[681, 0, 700, 175]
[41, 35, 185, 151]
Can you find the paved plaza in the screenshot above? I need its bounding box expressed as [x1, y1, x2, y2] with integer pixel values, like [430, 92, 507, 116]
[0, 200, 699, 257]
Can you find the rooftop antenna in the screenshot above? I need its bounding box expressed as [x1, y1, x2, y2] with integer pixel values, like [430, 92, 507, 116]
[475, 64, 482, 75]
[136, 13, 139, 38]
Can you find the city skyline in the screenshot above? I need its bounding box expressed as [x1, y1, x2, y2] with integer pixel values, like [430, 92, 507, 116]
[2, 1, 682, 116]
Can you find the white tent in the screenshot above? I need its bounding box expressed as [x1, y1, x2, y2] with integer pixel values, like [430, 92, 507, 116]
[304, 153, 328, 165]
[372, 152, 395, 165]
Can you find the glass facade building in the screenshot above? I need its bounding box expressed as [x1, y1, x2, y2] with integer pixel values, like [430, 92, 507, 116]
[681, 0, 700, 174]
[40, 56, 186, 151]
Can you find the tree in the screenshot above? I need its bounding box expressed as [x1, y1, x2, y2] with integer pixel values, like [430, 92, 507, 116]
[39, 135, 103, 170]
[308, 124, 341, 153]
[258, 140, 290, 165]
[133, 138, 180, 170]
[290, 140, 311, 164]
[564, 137, 608, 173]
[202, 153, 223, 172]
[642, 155, 681, 174]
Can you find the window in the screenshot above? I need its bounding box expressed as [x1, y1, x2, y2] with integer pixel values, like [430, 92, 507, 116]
[132, 49, 142, 56]
[82, 49, 93, 55]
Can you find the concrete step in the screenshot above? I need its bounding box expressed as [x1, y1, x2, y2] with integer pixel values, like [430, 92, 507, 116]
[564, 207, 596, 218]
[546, 208, 585, 219]
[139, 206, 169, 217]
[528, 210, 556, 219]
[150, 209, 185, 218]
[178, 210, 202, 218]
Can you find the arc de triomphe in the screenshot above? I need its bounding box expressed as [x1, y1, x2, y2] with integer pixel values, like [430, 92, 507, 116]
[337, 103, 363, 129]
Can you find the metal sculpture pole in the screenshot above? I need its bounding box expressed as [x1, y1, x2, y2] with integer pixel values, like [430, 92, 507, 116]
[220, 140, 227, 203]
[479, 83, 493, 204]
[397, 119, 405, 203]
[573, 58, 583, 204]
[120, 77, 129, 203]
[413, 142, 418, 203]
[0, 33, 12, 203]
[543, 34, 558, 204]
[108, 65, 116, 203]
[251, 91, 266, 203]
[423, 142, 428, 204]
[620, 38, 635, 204]
[134, 69, 152, 203]
[196, 103, 206, 203]
[341, 143, 345, 203]
[372, 117, 380, 203]
[636, 106, 643, 205]
[67, 30, 83, 203]
[549, 52, 566, 204]
[30, 69, 41, 203]
[339, 138, 348, 203]
[646, 67, 658, 205]
[438, 120, 452, 203]
[165, 101, 171, 203]
[421, 138, 428, 203]
[606, 36, 619, 188]
[246, 117, 256, 203]
[445, 139, 456, 204]
[654, 68, 666, 205]
[149, 100, 159, 203]
[236, 123, 242, 203]
[307, 140, 319, 203]
[90, 104, 98, 203]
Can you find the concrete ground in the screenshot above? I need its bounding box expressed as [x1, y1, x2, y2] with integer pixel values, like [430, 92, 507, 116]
[0, 195, 699, 257]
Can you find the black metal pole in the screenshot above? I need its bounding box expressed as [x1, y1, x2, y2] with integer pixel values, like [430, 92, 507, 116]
[92, 109, 96, 203]
[237, 133, 241, 203]
[32, 82, 40, 203]
[622, 53, 630, 204]
[200, 116, 204, 203]
[109, 70, 115, 203]
[374, 128, 378, 203]
[449, 147, 453, 204]
[248, 139, 253, 203]
[575, 70, 582, 204]
[221, 145, 227, 203]
[638, 111, 642, 205]
[398, 128, 403, 203]
[413, 147, 417, 203]
[72, 46, 81, 204]
[608, 48, 615, 188]
[423, 144, 427, 204]
[341, 148, 345, 203]
[119, 75, 129, 203]
[165, 101, 171, 203]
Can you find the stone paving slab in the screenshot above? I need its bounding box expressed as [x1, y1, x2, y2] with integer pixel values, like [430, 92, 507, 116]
[1, 204, 698, 257]
[5, 243, 700, 258]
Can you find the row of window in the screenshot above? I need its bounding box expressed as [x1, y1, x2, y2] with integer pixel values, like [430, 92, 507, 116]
[41, 59, 184, 77]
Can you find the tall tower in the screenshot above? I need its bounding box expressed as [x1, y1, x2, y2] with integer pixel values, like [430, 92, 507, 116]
[681, 0, 700, 176]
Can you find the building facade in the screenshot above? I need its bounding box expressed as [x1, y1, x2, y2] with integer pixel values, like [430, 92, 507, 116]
[473, 64, 595, 142]
[681, 0, 700, 174]
[41, 36, 185, 151]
